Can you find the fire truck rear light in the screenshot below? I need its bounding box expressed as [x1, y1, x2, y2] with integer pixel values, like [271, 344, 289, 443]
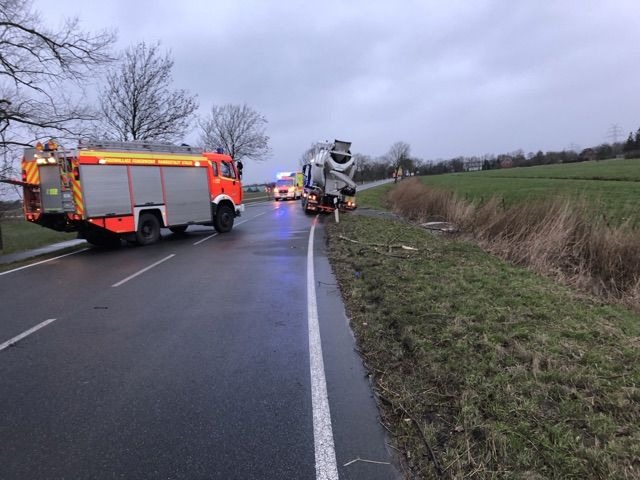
[73, 167, 80, 180]
[36, 158, 47, 165]
[22, 170, 27, 181]
[47, 157, 56, 164]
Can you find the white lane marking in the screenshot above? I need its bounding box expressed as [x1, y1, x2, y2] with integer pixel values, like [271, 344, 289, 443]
[307, 217, 339, 480]
[0, 318, 57, 352]
[235, 209, 271, 226]
[0, 248, 89, 276]
[193, 233, 218, 246]
[111, 254, 176, 287]
[193, 208, 275, 245]
[244, 200, 273, 207]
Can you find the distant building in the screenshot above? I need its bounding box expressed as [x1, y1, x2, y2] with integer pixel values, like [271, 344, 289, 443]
[579, 148, 596, 162]
[498, 156, 513, 168]
[464, 158, 483, 171]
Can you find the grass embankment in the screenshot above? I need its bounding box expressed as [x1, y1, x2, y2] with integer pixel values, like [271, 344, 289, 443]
[419, 158, 640, 227]
[357, 183, 395, 210]
[389, 178, 640, 312]
[327, 214, 640, 479]
[0, 219, 76, 254]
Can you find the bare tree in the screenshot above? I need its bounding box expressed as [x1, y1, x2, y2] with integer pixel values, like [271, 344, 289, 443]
[100, 42, 198, 142]
[299, 143, 317, 168]
[0, 0, 114, 149]
[199, 104, 271, 162]
[0, 0, 115, 249]
[386, 141, 411, 183]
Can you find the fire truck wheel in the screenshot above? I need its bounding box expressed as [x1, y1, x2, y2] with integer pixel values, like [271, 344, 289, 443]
[169, 225, 188, 234]
[213, 204, 234, 233]
[136, 213, 161, 245]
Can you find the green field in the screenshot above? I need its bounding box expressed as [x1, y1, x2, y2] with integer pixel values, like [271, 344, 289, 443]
[0, 219, 76, 254]
[415, 158, 640, 227]
[470, 157, 640, 181]
[242, 190, 271, 203]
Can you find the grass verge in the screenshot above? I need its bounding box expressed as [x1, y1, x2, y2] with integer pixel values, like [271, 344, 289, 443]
[0, 219, 76, 254]
[326, 214, 640, 479]
[388, 179, 640, 312]
[358, 183, 395, 210]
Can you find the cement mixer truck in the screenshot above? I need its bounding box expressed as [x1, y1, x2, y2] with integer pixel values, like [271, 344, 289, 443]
[301, 140, 357, 214]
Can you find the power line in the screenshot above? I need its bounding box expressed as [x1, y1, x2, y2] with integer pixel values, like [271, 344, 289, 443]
[606, 124, 623, 144]
[567, 142, 580, 152]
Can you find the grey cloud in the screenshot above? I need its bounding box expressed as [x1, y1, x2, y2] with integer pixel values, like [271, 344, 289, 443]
[34, 0, 640, 182]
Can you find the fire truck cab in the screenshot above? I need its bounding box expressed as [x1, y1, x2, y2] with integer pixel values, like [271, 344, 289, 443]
[19, 139, 244, 246]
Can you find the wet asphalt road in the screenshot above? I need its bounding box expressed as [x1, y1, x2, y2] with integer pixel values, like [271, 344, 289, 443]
[0, 199, 399, 479]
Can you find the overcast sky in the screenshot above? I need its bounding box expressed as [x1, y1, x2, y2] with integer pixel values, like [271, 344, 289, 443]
[37, 0, 640, 184]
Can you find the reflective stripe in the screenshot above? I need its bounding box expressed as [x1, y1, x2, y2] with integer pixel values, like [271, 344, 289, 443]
[71, 176, 84, 216]
[80, 151, 203, 162]
[23, 161, 39, 185]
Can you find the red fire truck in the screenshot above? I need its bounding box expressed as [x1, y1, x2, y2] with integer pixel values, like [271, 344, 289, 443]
[13, 139, 244, 246]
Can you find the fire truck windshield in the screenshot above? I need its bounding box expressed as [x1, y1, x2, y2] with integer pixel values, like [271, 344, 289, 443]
[276, 179, 293, 187]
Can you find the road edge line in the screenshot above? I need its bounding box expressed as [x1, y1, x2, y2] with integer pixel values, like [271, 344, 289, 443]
[307, 217, 339, 479]
[0, 248, 89, 276]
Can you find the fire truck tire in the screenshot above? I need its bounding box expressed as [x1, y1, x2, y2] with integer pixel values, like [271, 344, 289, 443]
[136, 213, 161, 245]
[169, 225, 188, 234]
[213, 204, 234, 233]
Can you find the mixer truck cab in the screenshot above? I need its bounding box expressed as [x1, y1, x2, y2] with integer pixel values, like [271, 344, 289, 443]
[301, 140, 357, 213]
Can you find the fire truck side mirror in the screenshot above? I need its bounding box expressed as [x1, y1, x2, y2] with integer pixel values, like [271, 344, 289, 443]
[236, 161, 243, 179]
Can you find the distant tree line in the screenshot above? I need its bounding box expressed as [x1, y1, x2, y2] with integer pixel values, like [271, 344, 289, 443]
[346, 134, 639, 183]
[417, 141, 630, 176]
[623, 127, 640, 156]
[352, 142, 425, 183]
